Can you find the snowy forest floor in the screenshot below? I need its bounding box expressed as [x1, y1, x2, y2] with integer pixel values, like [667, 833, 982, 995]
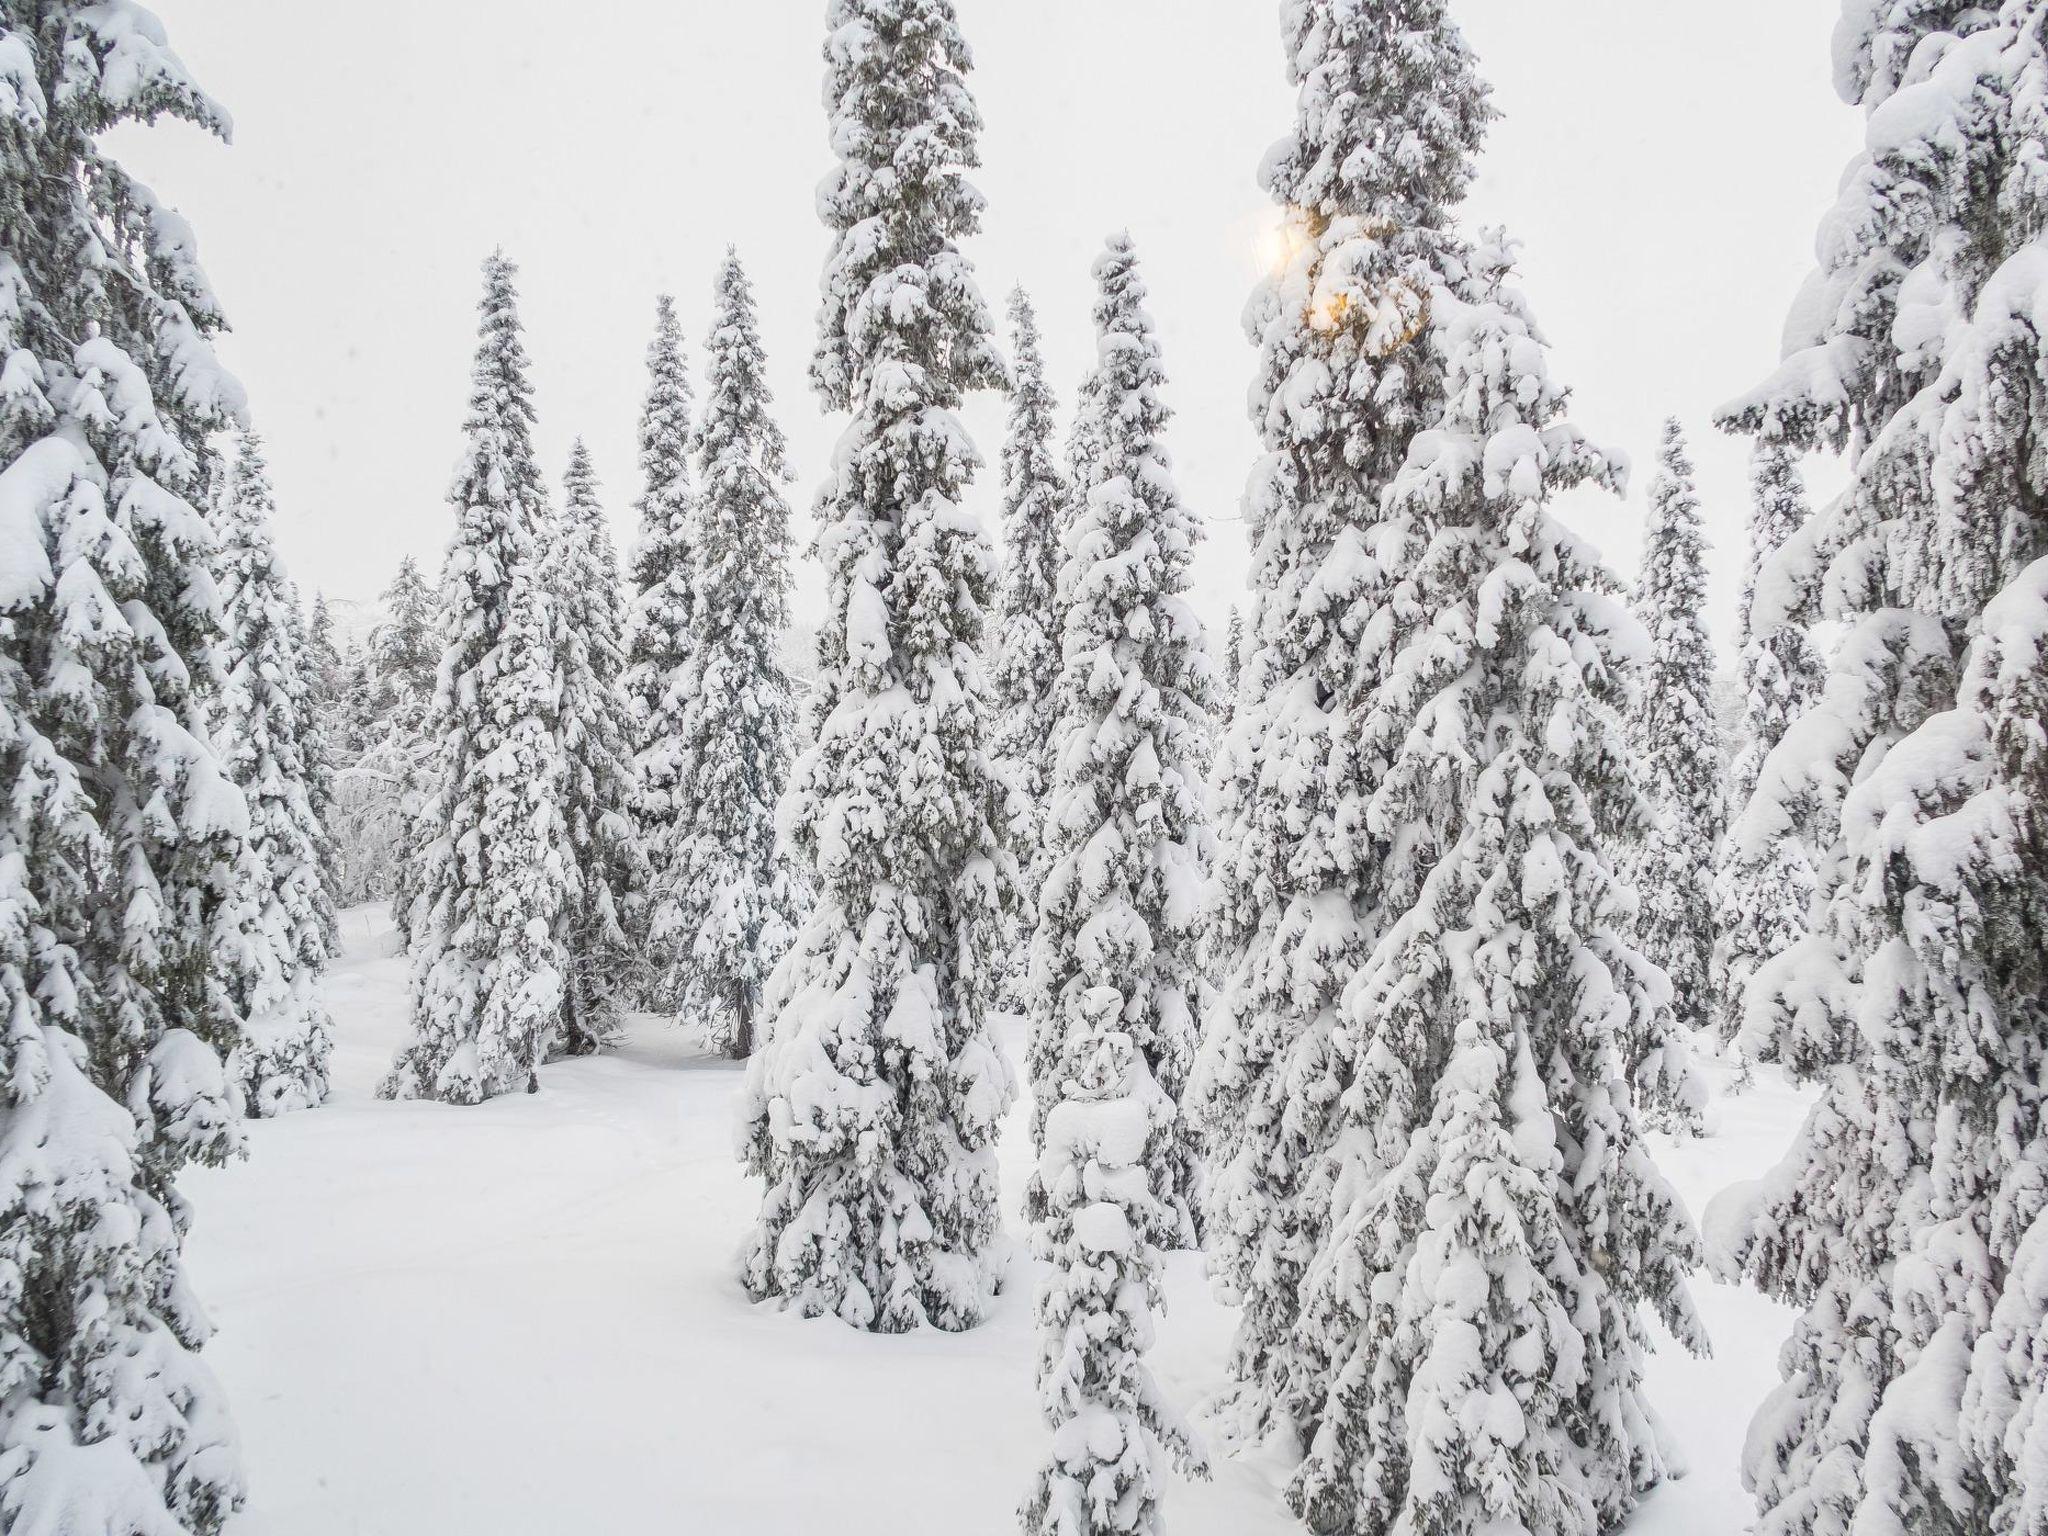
[185, 904, 1813, 1534]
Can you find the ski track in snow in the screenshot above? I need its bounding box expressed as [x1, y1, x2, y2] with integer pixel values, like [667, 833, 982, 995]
[185, 903, 1810, 1534]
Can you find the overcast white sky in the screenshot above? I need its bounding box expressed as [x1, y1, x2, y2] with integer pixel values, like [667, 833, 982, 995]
[115, 0, 1859, 653]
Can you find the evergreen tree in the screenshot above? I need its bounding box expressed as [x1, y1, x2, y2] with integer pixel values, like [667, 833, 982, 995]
[0, 6, 252, 1526]
[369, 556, 438, 715]
[621, 294, 698, 1011]
[334, 637, 375, 761]
[738, 0, 1014, 1332]
[542, 441, 641, 1055]
[1622, 419, 1716, 1131]
[381, 252, 570, 1104]
[1021, 1030, 1205, 1536]
[1027, 233, 1211, 1249]
[212, 432, 337, 1116]
[1224, 603, 1243, 699]
[1191, 0, 1491, 1452]
[335, 556, 437, 920]
[1192, 9, 1704, 1531]
[669, 251, 800, 1059]
[1713, 7, 2048, 1534]
[302, 590, 348, 742]
[1710, 433, 1824, 1072]
[991, 285, 1068, 1014]
[1067, 361, 1105, 508]
[1288, 233, 1704, 1536]
[284, 588, 345, 949]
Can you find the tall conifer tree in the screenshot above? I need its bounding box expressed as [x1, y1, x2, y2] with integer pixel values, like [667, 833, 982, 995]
[212, 433, 337, 1116]
[1027, 234, 1211, 1245]
[1194, 9, 1703, 1531]
[991, 286, 1068, 1013]
[349, 555, 438, 930]
[1019, 233, 1213, 1536]
[1193, 0, 1495, 1451]
[738, 0, 1014, 1332]
[302, 591, 350, 756]
[1622, 419, 1716, 1130]
[544, 441, 641, 1055]
[370, 556, 438, 720]
[622, 294, 697, 1009]
[0, 6, 252, 1526]
[1713, 8, 2048, 1534]
[382, 253, 569, 1104]
[669, 251, 800, 1059]
[1711, 433, 1824, 1072]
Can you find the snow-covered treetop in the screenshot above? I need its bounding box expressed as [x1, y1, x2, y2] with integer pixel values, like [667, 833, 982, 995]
[1261, 0, 1495, 226]
[1639, 419, 1711, 630]
[1075, 233, 1201, 560]
[811, 0, 1005, 414]
[999, 286, 1065, 635]
[630, 293, 694, 602]
[451, 251, 542, 518]
[370, 555, 437, 704]
[556, 437, 621, 598]
[700, 248, 793, 526]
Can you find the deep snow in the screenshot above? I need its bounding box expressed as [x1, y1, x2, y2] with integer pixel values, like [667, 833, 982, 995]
[185, 904, 1810, 1534]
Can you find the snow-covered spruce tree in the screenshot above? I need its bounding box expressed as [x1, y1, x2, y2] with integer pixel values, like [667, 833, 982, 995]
[1022, 1027, 1204, 1536]
[669, 251, 800, 1059]
[1224, 603, 1243, 698]
[0, 5, 253, 1527]
[543, 440, 641, 1056]
[350, 554, 438, 921]
[1708, 8, 2048, 1535]
[364, 557, 436, 876]
[1066, 360, 1101, 487]
[1278, 235, 1705, 1536]
[1709, 432, 1825, 1072]
[286, 593, 343, 961]
[1026, 233, 1212, 1249]
[212, 432, 336, 1115]
[621, 293, 697, 1010]
[369, 556, 438, 716]
[1193, 8, 1705, 1528]
[1621, 418, 1716, 1130]
[1957, 564, 2048, 1536]
[738, 0, 1014, 1332]
[302, 591, 352, 751]
[1189, 0, 1491, 1451]
[991, 285, 1068, 1014]
[381, 252, 569, 1104]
